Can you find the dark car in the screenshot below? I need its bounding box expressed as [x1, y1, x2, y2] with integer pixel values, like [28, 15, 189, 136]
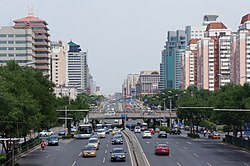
[48, 136, 59, 146]
[158, 131, 168, 138]
[112, 135, 123, 144]
[110, 148, 126, 162]
[170, 128, 181, 135]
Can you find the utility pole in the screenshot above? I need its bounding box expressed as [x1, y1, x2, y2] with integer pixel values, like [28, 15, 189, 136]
[169, 98, 172, 127]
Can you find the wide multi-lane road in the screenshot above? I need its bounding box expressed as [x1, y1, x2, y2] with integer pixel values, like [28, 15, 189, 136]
[18, 133, 132, 166]
[134, 131, 250, 166]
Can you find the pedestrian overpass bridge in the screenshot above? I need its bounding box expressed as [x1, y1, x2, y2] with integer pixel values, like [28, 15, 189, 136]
[88, 111, 177, 120]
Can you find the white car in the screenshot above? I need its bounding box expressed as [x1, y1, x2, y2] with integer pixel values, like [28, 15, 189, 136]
[97, 129, 106, 138]
[39, 130, 53, 137]
[134, 126, 141, 133]
[142, 131, 152, 138]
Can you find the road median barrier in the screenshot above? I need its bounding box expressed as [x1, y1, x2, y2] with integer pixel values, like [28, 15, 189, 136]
[123, 128, 150, 166]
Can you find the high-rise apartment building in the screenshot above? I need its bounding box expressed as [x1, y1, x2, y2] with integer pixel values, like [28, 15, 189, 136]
[234, 14, 250, 85]
[13, 14, 50, 74]
[67, 41, 88, 94]
[181, 39, 199, 89]
[0, 26, 35, 66]
[197, 22, 231, 91]
[50, 41, 68, 87]
[159, 30, 186, 90]
[185, 15, 218, 44]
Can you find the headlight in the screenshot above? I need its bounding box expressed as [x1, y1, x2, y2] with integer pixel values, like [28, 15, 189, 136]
[111, 155, 115, 158]
[91, 152, 95, 154]
[121, 155, 125, 158]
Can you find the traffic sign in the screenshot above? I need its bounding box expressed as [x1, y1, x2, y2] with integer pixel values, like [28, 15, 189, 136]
[121, 114, 128, 119]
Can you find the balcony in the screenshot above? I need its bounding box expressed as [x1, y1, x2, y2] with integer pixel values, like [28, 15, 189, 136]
[35, 42, 49, 47]
[35, 47, 49, 52]
[35, 54, 48, 58]
[35, 60, 49, 64]
[35, 66, 49, 70]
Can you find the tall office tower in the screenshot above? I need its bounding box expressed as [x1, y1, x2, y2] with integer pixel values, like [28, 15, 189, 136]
[50, 41, 68, 87]
[137, 71, 160, 96]
[67, 41, 88, 94]
[181, 39, 199, 89]
[0, 26, 35, 66]
[197, 22, 231, 91]
[13, 13, 50, 75]
[160, 30, 186, 90]
[234, 14, 250, 85]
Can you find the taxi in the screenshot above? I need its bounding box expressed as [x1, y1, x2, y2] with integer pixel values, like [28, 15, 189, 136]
[82, 145, 97, 157]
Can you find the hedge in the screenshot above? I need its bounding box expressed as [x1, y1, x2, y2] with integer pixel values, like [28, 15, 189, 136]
[187, 133, 200, 138]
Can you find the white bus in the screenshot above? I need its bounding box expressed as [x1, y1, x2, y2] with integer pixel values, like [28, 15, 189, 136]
[74, 124, 93, 139]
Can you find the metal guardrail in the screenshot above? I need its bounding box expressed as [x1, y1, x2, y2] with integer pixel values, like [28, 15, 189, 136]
[123, 128, 150, 166]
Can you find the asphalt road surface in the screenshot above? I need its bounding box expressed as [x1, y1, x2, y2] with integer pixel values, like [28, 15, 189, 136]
[134, 131, 250, 166]
[18, 133, 132, 166]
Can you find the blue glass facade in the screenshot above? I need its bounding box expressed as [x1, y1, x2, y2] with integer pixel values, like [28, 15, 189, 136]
[160, 30, 186, 90]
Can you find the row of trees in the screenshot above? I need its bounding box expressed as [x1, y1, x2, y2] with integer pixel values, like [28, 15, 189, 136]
[0, 61, 103, 155]
[143, 84, 250, 137]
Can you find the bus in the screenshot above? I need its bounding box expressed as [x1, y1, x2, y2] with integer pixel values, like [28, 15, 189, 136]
[74, 124, 93, 139]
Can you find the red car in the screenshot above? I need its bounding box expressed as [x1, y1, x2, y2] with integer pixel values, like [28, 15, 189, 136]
[155, 144, 169, 155]
[149, 128, 155, 135]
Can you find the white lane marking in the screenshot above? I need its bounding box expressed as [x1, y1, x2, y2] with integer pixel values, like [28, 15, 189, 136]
[123, 132, 135, 166]
[65, 138, 74, 145]
[206, 163, 212, 166]
[72, 161, 76, 166]
[106, 144, 108, 147]
[244, 163, 249, 166]
[146, 141, 150, 144]
[177, 162, 181, 166]
[56, 148, 60, 151]
[105, 149, 107, 153]
[166, 142, 169, 144]
[152, 138, 155, 140]
[187, 142, 192, 145]
[45, 154, 52, 159]
[108, 140, 109, 143]
[156, 142, 159, 144]
[193, 153, 199, 158]
[103, 157, 105, 163]
[183, 146, 188, 150]
[78, 152, 82, 156]
[176, 142, 179, 144]
[169, 154, 172, 157]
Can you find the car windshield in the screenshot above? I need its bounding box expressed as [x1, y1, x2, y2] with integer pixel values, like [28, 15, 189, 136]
[160, 131, 166, 134]
[84, 146, 95, 150]
[88, 139, 98, 143]
[49, 137, 58, 140]
[113, 149, 124, 153]
[114, 135, 122, 139]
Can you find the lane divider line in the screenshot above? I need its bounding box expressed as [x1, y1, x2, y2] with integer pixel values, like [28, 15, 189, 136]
[193, 153, 199, 158]
[105, 149, 107, 154]
[183, 146, 188, 150]
[176, 142, 179, 144]
[177, 162, 181, 166]
[78, 152, 82, 156]
[206, 163, 212, 166]
[72, 161, 76, 166]
[187, 142, 192, 145]
[45, 154, 52, 159]
[103, 157, 105, 163]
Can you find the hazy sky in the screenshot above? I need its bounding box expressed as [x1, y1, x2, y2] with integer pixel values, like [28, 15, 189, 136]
[1, 0, 250, 94]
